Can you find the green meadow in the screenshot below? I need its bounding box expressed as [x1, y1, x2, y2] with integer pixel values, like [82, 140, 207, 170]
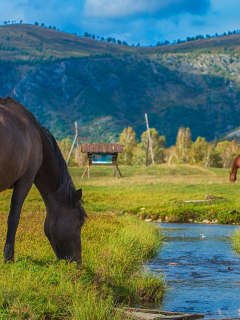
[0, 167, 165, 319]
[1, 164, 240, 319]
[71, 165, 240, 224]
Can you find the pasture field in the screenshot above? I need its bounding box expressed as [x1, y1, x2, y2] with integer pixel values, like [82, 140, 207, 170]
[0, 171, 164, 319]
[1, 164, 240, 319]
[70, 164, 240, 224]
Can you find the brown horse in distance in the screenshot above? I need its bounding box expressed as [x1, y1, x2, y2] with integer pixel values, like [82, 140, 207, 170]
[230, 154, 240, 182]
[0, 97, 86, 262]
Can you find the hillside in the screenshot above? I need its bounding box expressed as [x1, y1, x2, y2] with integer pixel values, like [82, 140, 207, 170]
[1, 24, 240, 144]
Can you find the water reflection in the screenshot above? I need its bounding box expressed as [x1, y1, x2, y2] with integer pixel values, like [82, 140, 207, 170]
[146, 223, 240, 319]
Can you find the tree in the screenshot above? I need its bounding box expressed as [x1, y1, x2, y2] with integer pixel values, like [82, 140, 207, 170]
[203, 145, 222, 168]
[189, 137, 208, 165]
[118, 127, 138, 165]
[122, 41, 128, 46]
[165, 146, 178, 165]
[84, 32, 88, 37]
[133, 129, 166, 165]
[176, 127, 192, 162]
[34, 22, 39, 26]
[20, 20, 23, 24]
[216, 140, 239, 168]
[117, 40, 122, 45]
[40, 23, 45, 27]
[100, 37, 105, 41]
[92, 34, 95, 39]
[106, 37, 112, 42]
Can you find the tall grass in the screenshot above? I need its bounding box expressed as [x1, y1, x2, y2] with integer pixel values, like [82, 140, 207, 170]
[0, 194, 164, 320]
[232, 228, 240, 252]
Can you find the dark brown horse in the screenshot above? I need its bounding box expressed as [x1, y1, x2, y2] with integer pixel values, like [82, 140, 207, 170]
[0, 97, 86, 262]
[230, 154, 240, 182]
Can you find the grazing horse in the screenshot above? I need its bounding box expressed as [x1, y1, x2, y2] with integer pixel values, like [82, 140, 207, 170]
[0, 97, 86, 262]
[230, 154, 240, 182]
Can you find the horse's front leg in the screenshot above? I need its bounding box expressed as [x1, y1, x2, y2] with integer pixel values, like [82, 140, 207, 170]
[4, 178, 33, 262]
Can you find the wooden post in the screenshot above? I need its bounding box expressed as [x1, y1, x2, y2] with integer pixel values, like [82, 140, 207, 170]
[82, 166, 88, 178]
[87, 156, 90, 178]
[114, 163, 117, 178]
[115, 154, 122, 177]
[145, 137, 149, 166]
[66, 122, 78, 165]
[145, 113, 154, 166]
[75, 122, 81, 167]
[116, 164, 122, 177]
[77, 144, 81, 167]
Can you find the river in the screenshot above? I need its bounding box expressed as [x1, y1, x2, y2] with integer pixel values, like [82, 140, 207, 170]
[146, 223, 240, 319]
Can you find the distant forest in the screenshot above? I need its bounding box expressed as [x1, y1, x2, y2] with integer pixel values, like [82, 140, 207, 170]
[2, 20, 240, 48]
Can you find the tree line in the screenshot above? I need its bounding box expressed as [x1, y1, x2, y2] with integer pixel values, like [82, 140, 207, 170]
[58, 126, 239, 169]
[117, 126, 239, 168]
[4, 21, 239, 49]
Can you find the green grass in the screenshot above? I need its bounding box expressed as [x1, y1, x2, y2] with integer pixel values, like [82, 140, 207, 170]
[0, 175, 165, 319]
[69, 164, 240, 224]
[1, 163, 240, 319]
[232, 228, 240, 252]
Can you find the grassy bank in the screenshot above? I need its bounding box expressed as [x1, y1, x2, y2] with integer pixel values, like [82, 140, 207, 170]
[70, 165, 240, 225]
[0, 184, 164, 319]
[232, 228, 240, 252]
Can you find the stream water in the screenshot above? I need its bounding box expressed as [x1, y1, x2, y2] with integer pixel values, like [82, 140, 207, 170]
[146, 223, 240, 319]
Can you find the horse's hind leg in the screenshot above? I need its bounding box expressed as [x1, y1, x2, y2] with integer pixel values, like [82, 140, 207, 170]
[4, 177, 33, 262]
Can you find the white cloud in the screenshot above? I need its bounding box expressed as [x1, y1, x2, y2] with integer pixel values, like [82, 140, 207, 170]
[84, 0, 175, 18]
[84, 0, 210, 18]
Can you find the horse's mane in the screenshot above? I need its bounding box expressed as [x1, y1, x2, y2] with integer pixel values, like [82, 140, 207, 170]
[40, 126, 86, 222]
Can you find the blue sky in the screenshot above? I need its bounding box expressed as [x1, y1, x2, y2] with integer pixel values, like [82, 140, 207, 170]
[1, 0, 240, 46]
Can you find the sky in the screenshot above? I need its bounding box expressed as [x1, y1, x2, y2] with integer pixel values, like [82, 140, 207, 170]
[1, 0, 240, 46]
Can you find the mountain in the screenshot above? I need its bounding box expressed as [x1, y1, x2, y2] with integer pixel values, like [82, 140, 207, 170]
[1, 24, 240, 145]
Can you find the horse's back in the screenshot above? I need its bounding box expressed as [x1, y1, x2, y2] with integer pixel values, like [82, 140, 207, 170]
[0, 97, 43, 191]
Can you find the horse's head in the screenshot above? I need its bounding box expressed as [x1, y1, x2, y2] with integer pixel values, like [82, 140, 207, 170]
[44, 189, 86, 262]
[230, 171, 237, 182]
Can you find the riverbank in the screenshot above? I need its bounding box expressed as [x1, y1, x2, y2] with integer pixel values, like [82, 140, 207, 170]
[232, 228, 240, 252]
[0, 188, 164, 319]
[70, 165, 240, 224]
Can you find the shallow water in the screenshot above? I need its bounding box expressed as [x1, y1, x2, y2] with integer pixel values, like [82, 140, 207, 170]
[146, 223, 240, 319]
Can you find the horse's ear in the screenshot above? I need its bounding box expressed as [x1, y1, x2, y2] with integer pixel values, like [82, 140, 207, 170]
[74, 189, 82, 205]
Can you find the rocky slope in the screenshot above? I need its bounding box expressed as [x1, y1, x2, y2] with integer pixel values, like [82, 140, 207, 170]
[1, 24, 240, 144]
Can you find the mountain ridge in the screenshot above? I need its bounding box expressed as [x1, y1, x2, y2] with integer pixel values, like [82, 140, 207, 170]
[1, 24, 240, 145]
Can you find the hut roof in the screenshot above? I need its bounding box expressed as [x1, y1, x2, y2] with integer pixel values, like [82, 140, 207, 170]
[81, 143, 123, 153]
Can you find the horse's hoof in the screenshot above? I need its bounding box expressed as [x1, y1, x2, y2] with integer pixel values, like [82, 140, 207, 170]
[4, 246, 14, 262]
